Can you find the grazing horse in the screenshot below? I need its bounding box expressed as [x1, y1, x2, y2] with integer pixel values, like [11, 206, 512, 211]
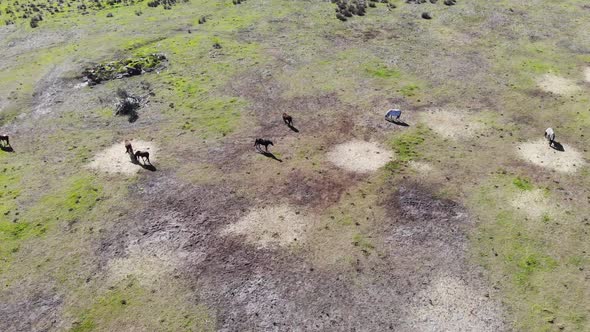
[0, 134, 9, 146]
[254, 138, 273, 152]
[124, 140, 134, 154]
[545, 128, 555, 147]
[134, 150, 150, 164]
[282, 113, 293, 127]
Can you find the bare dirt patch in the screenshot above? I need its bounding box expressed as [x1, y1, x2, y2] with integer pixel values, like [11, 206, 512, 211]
[94, 177, 509, 331]
[86, 140, 157, 175]
[585, 67, 590, 83]
[409, 161, 434, 174]
[516, 139, 585, 173]
[409, 275, 506, 332]
[378, 183, 507, 331]
[421, 109, 485, 140]
[537, 74, 581, 95]
[327, 140, 393, 173]
[220, 205, 312, 249]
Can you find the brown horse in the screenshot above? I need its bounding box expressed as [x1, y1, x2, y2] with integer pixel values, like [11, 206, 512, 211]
[282, 113, 293, 127]
[134, 150, 150, 164]
[0, 135, 9, 147]
[124, 140, 134, 154]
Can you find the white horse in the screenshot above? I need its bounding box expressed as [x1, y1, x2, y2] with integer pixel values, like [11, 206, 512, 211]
[544, 128, 555, 146]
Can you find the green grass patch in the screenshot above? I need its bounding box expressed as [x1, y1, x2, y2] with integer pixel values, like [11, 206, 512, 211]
[512, 176, 534, 191]
[399, 84, 420, 97]
[364, 63, 401, 79]
[173, 96, 244, 138]
[0, 175, 102, 274]
[389, 124, 429, 162]
[352, 233, 375, 252]
[70, 276, 214, 331]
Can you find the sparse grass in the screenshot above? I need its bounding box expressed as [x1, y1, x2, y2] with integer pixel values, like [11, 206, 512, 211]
[470, 175, 589, 331]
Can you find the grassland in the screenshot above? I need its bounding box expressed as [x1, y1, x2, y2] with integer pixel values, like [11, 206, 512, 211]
[1, 0, 589, 331]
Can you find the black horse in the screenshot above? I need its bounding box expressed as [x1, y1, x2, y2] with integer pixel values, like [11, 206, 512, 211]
[255, 138, 273, 152]
[134, 150, 151, 164]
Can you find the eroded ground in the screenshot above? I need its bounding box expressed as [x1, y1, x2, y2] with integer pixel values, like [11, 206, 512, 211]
[1, 0, 589, 331]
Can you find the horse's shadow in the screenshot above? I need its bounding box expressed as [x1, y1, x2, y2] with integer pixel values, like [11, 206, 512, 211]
[551, 142, 565, 152]
[128, 111, 139, 123]
[140, 163, 157, 171]
[288, 124, 299, 133]
[128, 153, 156, 170]
[386, 119, 409, 127]
[259, 151, 282, 162]
[0, 145, 14, 152]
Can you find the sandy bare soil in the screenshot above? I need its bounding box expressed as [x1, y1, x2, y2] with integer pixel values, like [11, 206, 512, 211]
[516, 139, 585, 173]
[220, 205, 312, 249]
[421, 109, 485, 140]
[585, 67, 590, 83]
[409, 275, 506, 332]
[86, 140, 157, 175]
[537, 74, 581, 95]
[409, 161, 434, 174]
[327, 140, 393, 173]
[511, 189, 559, 220]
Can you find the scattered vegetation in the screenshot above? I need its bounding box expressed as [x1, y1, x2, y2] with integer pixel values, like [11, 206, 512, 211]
[332, 0, 389, 21]
[3, 0, 155, 26]
[147, 0, 188, 10]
